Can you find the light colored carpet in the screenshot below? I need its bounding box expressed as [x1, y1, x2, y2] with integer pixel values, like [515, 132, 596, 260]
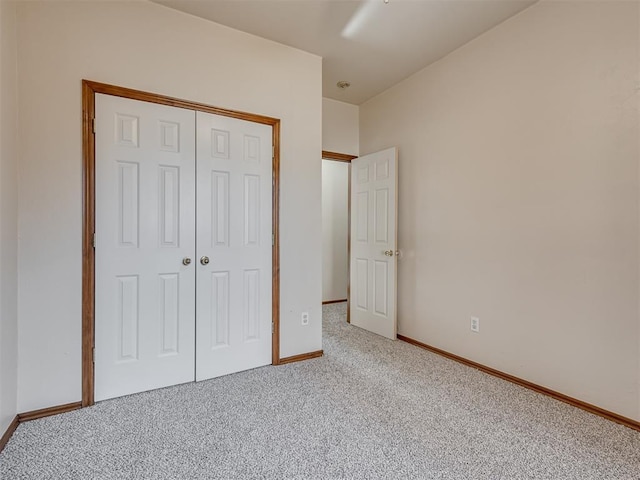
[1, 302, 639, 479]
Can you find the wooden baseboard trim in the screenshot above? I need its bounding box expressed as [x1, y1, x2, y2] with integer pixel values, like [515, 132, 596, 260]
[0, 415, 19, 453]
[0, 401, 84, 452]
[322, 299, 347, 305]
[279, 350, 324, 365]
[397, 334, 640, 432]
[17, 401, 83, 423]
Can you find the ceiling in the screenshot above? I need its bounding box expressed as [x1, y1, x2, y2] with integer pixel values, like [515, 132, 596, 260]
[154, 0, 537, 105]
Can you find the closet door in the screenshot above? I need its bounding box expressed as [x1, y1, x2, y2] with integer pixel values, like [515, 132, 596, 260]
[195, 112, 273, 380]
[94, 94, 196, 401]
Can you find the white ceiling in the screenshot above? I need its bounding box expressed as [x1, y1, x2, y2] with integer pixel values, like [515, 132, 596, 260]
[154, 0, 536, 105]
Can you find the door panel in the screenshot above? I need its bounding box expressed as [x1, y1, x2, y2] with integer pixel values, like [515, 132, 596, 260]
[195, 112, 273, 381]
[350, 148, 398, 339]
[94, 94, 196, 401]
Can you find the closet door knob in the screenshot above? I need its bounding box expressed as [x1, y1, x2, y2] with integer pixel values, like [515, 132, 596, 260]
[182, 257, 192, 266]
[200, 256, 210, 265]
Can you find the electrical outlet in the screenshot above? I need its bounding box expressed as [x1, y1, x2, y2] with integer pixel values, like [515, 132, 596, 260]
[471, 316, 480, 333]
[301, 312, 309, 326]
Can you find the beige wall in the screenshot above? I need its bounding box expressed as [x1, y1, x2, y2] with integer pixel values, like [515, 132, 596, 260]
[16, 1, 322, 412]
[360, 1, 640, 420]
[321, 98, 358, 304]
[322, 160, 349, 302]
[0, 0, 19, 434]
[322, 98, 359, 156]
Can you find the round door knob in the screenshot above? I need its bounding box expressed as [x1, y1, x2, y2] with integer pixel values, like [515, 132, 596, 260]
[384, 250, 394, 257]
[182, 257, 192, 266]
[200, 256, 210, 265]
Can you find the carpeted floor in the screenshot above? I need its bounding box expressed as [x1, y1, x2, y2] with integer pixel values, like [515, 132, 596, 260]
[1, 302, 640, 479]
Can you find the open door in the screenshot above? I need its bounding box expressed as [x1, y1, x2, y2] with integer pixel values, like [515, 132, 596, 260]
[349, 147, 398, 339]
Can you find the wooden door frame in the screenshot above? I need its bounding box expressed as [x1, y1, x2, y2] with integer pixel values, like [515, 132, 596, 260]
[82, 80, 282, 407]
[321, 150, 357, 323]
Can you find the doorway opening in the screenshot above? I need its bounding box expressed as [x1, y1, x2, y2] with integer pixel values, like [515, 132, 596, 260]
[321, 151, 356, 322]
[322, 148, 399, 338]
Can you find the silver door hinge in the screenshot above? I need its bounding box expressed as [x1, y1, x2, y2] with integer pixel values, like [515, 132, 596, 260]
[92, 118, 96, 134]
[92, 232, 96, 249]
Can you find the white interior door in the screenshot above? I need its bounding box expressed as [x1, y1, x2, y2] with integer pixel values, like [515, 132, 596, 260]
[195, 111, 273, 381]
[350, 147, 398, 339]
[94, 94, 196, 401]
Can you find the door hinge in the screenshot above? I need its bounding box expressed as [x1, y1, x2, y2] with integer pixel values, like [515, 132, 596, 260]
[272, 145, 275, 160]
[92, 347, 95, 364]
[272, 322, 274, 334]
[92, 232, 96, 249]
[272, 233, 275, 246]
[92, 118, 96, 134]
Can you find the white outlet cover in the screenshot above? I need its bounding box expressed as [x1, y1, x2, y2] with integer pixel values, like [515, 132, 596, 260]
[471, 316, 480, 332]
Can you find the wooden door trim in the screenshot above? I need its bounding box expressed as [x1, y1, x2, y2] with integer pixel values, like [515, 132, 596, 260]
[82, 80, 281, 407]
[321, 151, 357, 323]
[322, 150, 356, 163]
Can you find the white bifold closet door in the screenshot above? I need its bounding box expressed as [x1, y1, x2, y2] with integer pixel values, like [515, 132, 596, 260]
[94, 94, 197, 401]
[195, 112, 272, 381]
[94, 94, 272, 401]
